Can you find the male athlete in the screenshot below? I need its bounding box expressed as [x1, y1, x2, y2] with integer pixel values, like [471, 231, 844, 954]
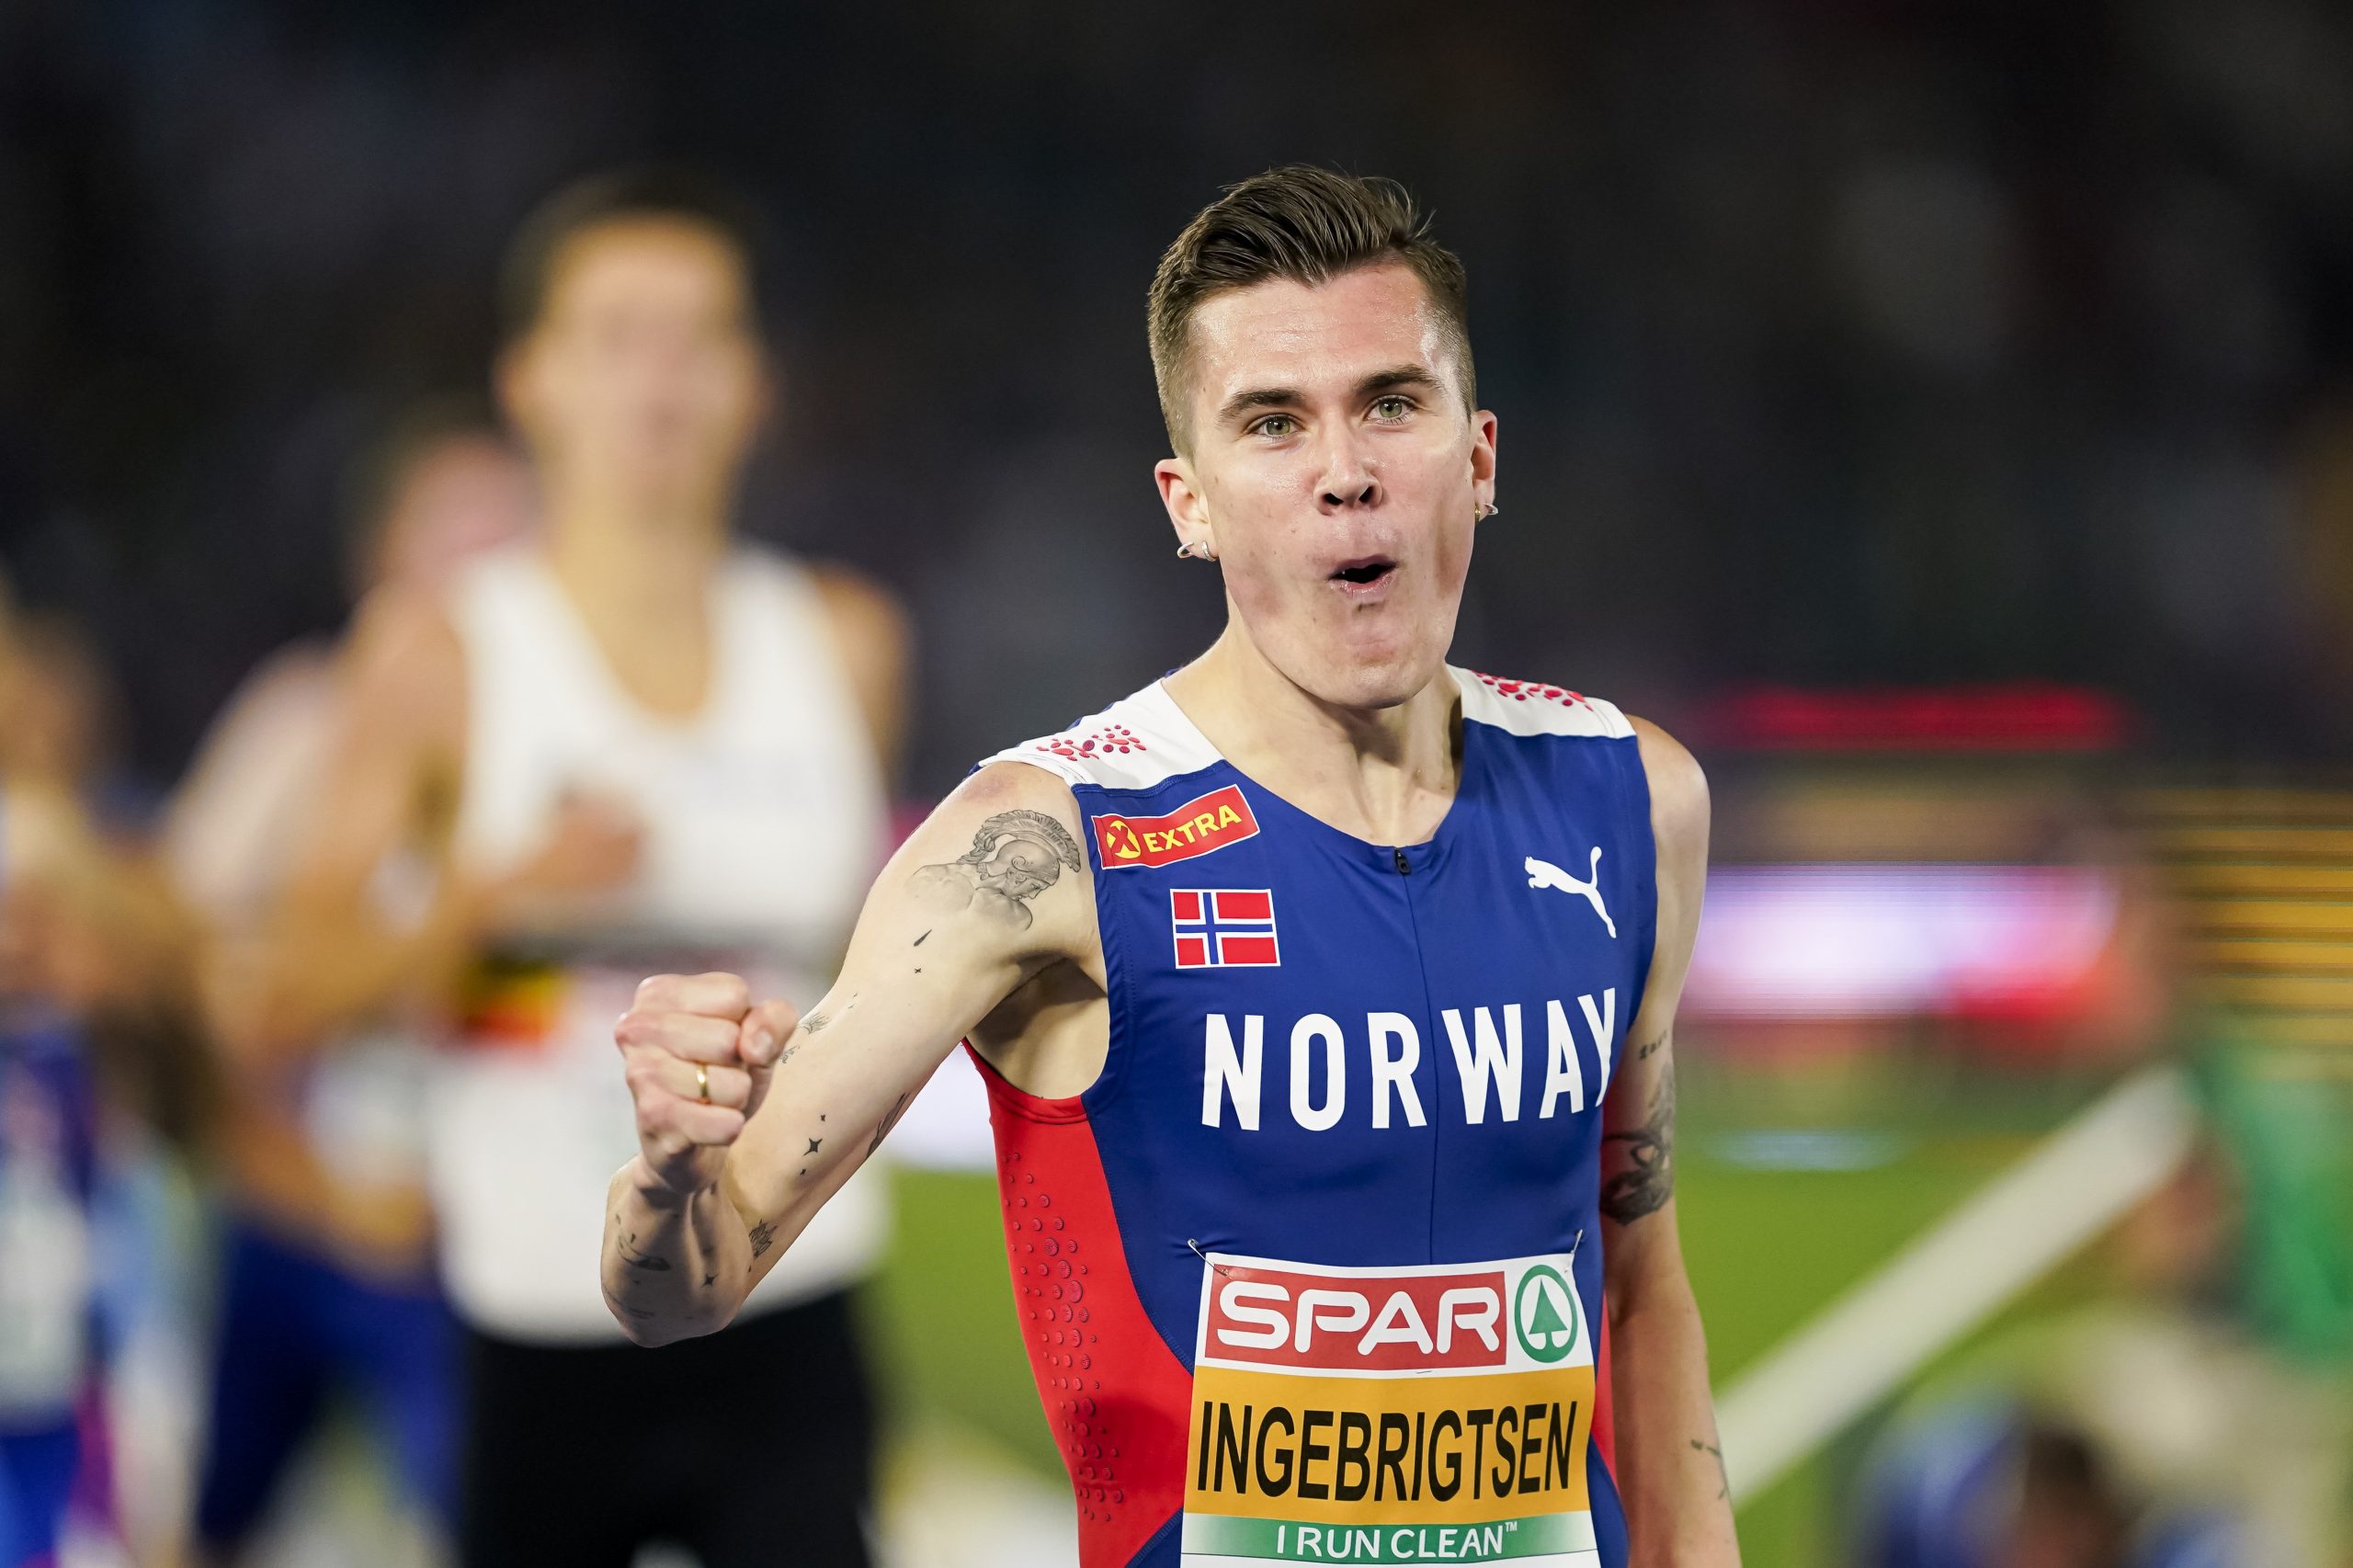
[606, 166, 1740, 1566]
[268, 171, 906, 1566]
[165, 407, 531, 1561]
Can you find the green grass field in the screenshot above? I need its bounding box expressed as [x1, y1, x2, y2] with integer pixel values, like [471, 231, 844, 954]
[861, 1060, 2120, 1566]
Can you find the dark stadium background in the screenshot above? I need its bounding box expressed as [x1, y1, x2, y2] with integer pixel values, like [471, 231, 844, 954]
[9, 0, 2353, 791]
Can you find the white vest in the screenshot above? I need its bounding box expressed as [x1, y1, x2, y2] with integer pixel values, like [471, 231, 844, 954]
[430, 543, 889, 1342]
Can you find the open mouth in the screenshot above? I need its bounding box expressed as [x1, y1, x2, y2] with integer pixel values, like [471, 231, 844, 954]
[1329, 556, 1397, 586]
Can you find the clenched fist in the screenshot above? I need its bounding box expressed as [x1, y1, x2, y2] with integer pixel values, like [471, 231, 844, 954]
[615, 972, 797, 1196]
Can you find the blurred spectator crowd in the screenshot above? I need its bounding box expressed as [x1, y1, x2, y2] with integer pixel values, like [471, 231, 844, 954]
[5, 0, 2353, 791]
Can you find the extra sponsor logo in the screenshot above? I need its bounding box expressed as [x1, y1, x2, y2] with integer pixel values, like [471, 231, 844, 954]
[1096, 785, 1260, 869]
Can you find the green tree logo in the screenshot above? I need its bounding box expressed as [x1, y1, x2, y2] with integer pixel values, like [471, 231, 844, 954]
[1514, 1265, 1580, 1363]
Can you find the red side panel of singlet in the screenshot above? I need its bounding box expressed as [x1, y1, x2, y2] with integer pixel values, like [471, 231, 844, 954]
[972, 1048, 1192, 1567]
[1595, 1305, 1618, 1479]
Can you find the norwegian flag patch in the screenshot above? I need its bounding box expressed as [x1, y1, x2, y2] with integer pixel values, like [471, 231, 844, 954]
[1171, 889, 1281, 970]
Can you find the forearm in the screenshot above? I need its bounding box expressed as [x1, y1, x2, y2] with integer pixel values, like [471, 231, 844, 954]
[599, 1155, 757, 1346]
[254, 869, 499, 1051]
[1608, 1265, 1739, 1566]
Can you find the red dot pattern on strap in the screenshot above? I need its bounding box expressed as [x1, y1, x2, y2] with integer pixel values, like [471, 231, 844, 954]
[1038, 723, 1148, 762]
[1472, 670, 1593, 709]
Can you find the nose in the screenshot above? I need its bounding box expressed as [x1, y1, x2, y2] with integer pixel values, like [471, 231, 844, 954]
[1315, 430, 1381, 513]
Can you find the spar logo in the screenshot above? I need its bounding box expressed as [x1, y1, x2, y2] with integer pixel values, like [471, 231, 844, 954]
[1514, 1265, 1580, 1364]
[1096, 785, 1260, 870]
[1205, 1265, 1509, 1373]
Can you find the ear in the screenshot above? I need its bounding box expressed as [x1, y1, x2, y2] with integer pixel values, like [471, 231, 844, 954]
[1470, 408, 1499, 519]
[1155, 455, 1216, 559]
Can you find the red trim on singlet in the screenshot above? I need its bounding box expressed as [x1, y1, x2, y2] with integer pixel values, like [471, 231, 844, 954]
[968, 1044, 1191, 1567]
[1594, 1306, 1617, 1480]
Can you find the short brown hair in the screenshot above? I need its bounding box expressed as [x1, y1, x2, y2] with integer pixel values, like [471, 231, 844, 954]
[1148, 166, 1473, 449]
[498, 165, 768, 347]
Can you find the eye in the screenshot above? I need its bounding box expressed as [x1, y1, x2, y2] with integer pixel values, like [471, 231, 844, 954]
[1250, 414, 1299, 439]
[1370, 394, 1415, 422]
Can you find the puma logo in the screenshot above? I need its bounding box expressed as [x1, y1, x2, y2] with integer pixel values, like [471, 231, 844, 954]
[1525, 848, 1616, 938]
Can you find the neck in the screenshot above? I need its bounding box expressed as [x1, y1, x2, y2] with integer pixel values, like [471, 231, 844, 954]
[1165, 624, 1461, 846]
[539, 477, 728, 620]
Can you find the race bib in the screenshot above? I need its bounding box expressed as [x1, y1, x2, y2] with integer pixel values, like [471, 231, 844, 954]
[1183, 1252, 1597, 1566]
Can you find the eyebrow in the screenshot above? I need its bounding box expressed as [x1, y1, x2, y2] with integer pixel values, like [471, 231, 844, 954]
[1215, 364, 1445, 428]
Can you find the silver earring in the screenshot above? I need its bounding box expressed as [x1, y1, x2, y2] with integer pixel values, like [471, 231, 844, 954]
[1476, 502, 1499, 519]
[1177, 540, 1216, 562]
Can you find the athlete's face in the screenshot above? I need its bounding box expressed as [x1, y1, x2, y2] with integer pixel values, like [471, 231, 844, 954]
[501, 219, 768, 520]
[1155, 263, 1496, 710]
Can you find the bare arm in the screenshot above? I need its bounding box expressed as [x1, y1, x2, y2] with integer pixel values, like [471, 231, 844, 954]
[239, 590, 477, 1053]
[1603, 719, 1739, 1566]
[239, 588, 638, 1059]
[603, 761, 1095, 1344]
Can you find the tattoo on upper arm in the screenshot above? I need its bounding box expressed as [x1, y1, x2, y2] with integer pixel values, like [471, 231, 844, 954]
[1600, 1062, 1676, 1224]
[909, 810, 1083, 930]
[801, 1011, 830, 1036]
[747, 1218, 776, 1259]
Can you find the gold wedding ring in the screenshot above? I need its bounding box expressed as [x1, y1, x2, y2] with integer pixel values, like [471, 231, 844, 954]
[695, 1062, 710, 1103]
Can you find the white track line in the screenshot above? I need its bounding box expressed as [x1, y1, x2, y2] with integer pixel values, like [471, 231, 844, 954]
[1714, 1065, 2198, 1504]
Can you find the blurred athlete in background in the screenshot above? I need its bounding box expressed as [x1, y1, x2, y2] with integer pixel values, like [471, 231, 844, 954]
[266, 170, 908, 1567]
[0, 587, 197, 1568]
[603, 167, 1740, 1568]
[164, 406, 533, 1562]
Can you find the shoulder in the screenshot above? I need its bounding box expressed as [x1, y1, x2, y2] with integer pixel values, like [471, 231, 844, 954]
[958, 756, 1088, 823]
[896, 760, 1096, 958]
[1451, 667, 1636, 740]
[1452, 666, 1706, 858]
[803, 561, 910, 662]
[197, 642, 336, 762]
[976, 682, 1211, 794]
[1628, 715, 1710, 869]
[165, 644, 335, 843]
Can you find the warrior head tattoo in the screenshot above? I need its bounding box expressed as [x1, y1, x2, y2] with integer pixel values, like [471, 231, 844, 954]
[912, 809, 1085, 928]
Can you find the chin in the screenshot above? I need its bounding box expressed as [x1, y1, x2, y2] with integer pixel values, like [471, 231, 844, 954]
[1290, 642, 1447, 714]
